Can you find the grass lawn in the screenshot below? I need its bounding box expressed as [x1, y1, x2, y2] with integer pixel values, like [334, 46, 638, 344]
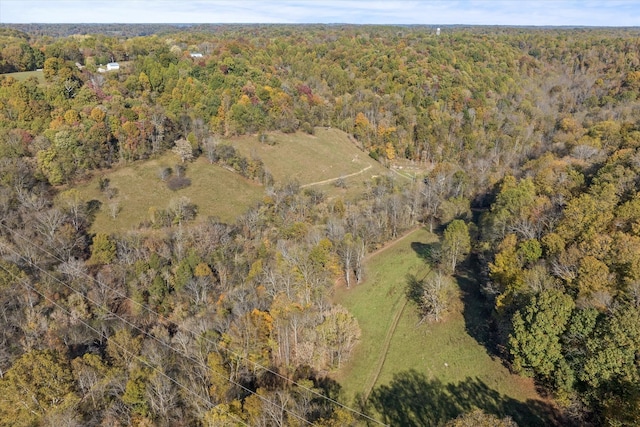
[227, 128, 390, 199]
[2, 69, 45, 83]
[75, 128, 393, 234]
[332, 227, 558, 426]
[74, 152, 264, 234]
[332, 228, 433, 399]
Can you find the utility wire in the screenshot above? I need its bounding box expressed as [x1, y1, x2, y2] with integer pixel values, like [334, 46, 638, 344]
[0, 261, 251, 427]
[0, 221, 388, 426]
[0, 235, 312, 427]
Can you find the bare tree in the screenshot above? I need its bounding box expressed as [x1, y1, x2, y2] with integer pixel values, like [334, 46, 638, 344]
[407, 272, 452, 324]
[338, 233, 355, 288]
[354, 237, 366, 284]
[108, 199, 121, 219]
[146, 371, 179, 424]
[172, 138, 194, 163]
[203, 135, 220, 164]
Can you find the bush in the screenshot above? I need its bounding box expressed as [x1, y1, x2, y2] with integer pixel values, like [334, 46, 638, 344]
[166, 176, 191, 191]
[258, 133, 276, 145]
[301, 122, 314, 134]
[98, 177, 110, 192]
[158, 167, 172, 181]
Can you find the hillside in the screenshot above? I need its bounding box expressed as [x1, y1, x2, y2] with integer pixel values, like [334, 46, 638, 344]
[74, 152, 264, 233]
[75, 128, 392, 234]
[230, 127, 392, 195]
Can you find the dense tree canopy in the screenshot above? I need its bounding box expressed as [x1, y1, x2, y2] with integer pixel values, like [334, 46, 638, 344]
[0, 23, 640, 426]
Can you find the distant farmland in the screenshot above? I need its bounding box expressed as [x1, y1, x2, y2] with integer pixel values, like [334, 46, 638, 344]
[1, 69, 45, 83]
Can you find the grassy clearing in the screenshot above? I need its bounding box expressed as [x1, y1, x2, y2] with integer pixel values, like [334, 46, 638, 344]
[74, 152, 264, 234]
[75, 128, 391, 234]
[228, 128, 389, 198]
[333, 228, 555, 425]
[332, 227, 435, 398]
[2, 69, 45, 83]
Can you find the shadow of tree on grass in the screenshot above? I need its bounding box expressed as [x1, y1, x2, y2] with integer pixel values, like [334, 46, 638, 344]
[411, 241, 433, 262]
[455, 265, 496, 353]
[410, 242, 495, 353]
[368, 370, 559, 427]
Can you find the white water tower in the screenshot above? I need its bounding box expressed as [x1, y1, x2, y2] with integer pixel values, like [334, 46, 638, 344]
[436, 28, 441, 36]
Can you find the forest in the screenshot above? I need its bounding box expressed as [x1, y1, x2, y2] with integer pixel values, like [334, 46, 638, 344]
[0, 23, 639, 426]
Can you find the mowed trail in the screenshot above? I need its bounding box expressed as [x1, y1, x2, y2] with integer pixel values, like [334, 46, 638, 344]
[300, 165, 372, 188]
[360, 226, 423, 399]
[363, 298, 408, 400]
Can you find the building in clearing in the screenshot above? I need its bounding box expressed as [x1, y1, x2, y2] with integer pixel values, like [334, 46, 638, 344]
[190, 52, 204, 58]
[106, 62, 120, 71]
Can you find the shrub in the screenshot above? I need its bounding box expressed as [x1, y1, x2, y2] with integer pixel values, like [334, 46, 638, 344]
[158, 167, 172, 181]
[166, 176, 191, 191]
[301, 122, 314, 134]
[98, 177, 110, 192]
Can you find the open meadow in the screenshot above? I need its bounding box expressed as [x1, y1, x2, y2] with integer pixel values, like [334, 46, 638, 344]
[333, 227, 558, 426]
[74, 152, 264, 234]
[76, 128, 393, 234]
[228, 127, 392, 198]
[2, 69, 45, 83]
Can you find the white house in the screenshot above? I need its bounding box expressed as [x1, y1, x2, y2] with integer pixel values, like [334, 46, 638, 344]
[106, 62, 120, 71]
[190, 52, 203, 58]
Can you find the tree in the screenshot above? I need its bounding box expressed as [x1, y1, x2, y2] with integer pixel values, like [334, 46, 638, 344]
[89, 232, 116, 265]
[316, 305, 360, 369]
[106, 327, 142, 369]
[580, 305, 640, 389]
[445, 409, 517, 427]
[122, 367, 151, 418]
[509, 289, 574, 378]
[172, 138, 194, 162]
[36, 130, 84, 185]
[441, 220, 471, 274]
[407, 272, 453, 323]
[203, 135, 220, 163]
[338, 233, 356, 288]
[207, 351, 232, 403]
[168, 196, 197, 225]
[0, 349, 78, 427]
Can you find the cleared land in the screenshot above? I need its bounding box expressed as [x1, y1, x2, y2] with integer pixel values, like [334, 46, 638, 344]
[75, 128, 390, 233]
[228, 127, 389, 199]
[333, 227, 556, 426]
[2, 69, 45, 83]
[74, 152, 264, 234]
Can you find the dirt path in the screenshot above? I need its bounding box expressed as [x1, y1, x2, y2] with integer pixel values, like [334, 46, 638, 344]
[365, 225, 423, 261]
[363, 298, 408, 400]
[389, 167, 414, 181]
[300, 165, 372, 188]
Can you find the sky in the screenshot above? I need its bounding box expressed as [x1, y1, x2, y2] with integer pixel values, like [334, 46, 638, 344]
[1, 0, 639, 27]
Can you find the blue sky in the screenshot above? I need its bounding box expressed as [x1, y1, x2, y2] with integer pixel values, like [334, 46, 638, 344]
[1, 1, 639, 26]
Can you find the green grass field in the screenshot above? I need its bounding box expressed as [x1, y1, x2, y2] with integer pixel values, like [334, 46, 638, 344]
[75, 128, 392, 234]
[333, 228, 558, 426]
[74, 152, 264, 234]
[2, 69, 45, 83]
[227, 127, 390, 199]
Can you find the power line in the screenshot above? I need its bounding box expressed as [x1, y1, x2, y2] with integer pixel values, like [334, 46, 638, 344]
[0, 261, 251, 427]
[0, 220, 388, 425]
[0, 234, 313, 427]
